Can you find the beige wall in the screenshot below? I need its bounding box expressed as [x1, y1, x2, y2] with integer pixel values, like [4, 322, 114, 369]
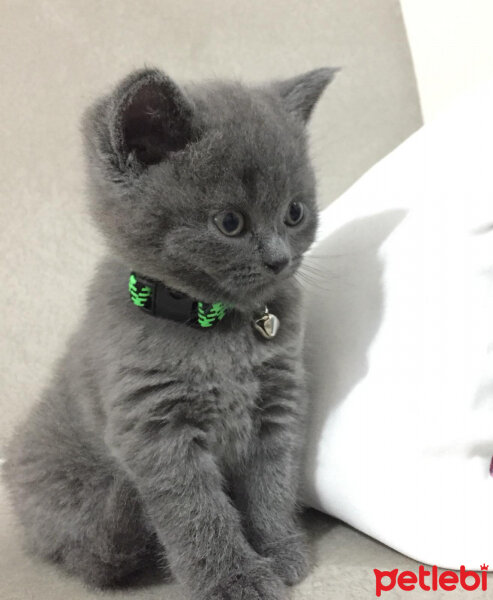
[0, 0, 421, 449]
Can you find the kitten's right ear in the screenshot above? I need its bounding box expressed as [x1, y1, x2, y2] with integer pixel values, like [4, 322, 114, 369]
[106, 69, 197, 171]
[273, 67, 339, 124]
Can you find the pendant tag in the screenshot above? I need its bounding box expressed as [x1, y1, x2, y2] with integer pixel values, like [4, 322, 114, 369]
[253, 307, 280, 339]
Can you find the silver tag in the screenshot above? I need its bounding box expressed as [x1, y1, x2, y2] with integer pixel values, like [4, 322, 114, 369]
[253, 307, 280, 339]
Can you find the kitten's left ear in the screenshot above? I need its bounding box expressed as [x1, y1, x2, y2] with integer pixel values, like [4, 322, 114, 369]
[273, 67, 339, 124]
[109, 68, 197, 170]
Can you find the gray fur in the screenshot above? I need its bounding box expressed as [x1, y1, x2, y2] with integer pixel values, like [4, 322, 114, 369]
[3, 67, 334, 599]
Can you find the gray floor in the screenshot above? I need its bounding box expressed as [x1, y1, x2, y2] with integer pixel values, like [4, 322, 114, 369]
[2, 478, 491, 599]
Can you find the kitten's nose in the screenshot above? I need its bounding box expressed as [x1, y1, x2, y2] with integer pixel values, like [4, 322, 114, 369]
[264, 257, 289, 274]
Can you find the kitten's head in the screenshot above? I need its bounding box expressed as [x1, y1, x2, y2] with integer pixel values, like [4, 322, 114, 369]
[83, 67, 336, 311]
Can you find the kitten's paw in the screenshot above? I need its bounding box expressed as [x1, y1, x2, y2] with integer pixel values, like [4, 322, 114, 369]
[260, 531, 310, 586]
[203, 560, 286, 600]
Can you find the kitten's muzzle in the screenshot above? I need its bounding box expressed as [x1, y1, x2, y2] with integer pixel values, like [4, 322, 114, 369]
[263, 256, 289, 274]
[258, 235, 291, 275]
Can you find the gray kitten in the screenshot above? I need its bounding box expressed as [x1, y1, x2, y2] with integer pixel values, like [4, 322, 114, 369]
[3, 66, 335, 599]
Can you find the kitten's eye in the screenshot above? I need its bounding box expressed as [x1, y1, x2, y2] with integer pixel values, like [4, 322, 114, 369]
[285, 201, 304, 226]
[214, 211, 245, 236]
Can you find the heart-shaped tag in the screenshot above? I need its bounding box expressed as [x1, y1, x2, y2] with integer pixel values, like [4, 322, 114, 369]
[253, 310, 280, 339]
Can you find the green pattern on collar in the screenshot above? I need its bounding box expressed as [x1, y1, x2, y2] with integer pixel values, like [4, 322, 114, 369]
[129, 273, 152, 308]
[197, 301, 228, 328]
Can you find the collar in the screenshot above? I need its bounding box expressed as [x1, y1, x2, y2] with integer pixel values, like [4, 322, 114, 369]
[128, 272, 231, 328]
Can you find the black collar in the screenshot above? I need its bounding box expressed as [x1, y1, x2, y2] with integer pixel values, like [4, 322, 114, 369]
[128, 272, 232, 328]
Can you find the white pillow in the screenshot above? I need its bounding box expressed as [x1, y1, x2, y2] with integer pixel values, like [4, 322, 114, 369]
[302, 81, 493, 571]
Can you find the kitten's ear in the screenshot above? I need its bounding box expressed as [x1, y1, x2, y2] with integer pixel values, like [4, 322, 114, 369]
[273, 67, 339, 124]
[109, 69, 197, 169]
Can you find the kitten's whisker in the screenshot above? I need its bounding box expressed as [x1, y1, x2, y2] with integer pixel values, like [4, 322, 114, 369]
[296, 268, 343, 293]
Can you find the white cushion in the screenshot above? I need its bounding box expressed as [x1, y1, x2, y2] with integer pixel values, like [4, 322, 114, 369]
[302, 81, 493, 571]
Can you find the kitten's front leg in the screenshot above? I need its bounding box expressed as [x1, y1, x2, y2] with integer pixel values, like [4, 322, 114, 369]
[105, 393, 285, 600]
[234, 358, 310, 586]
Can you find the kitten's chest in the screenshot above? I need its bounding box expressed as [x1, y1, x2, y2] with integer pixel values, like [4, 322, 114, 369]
[141, 322, 278, 468]
[118, 295, 295, 467]
[185, 332, 268, 466]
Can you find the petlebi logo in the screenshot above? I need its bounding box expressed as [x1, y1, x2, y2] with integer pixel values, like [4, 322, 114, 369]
[374, 564, 489, 596]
